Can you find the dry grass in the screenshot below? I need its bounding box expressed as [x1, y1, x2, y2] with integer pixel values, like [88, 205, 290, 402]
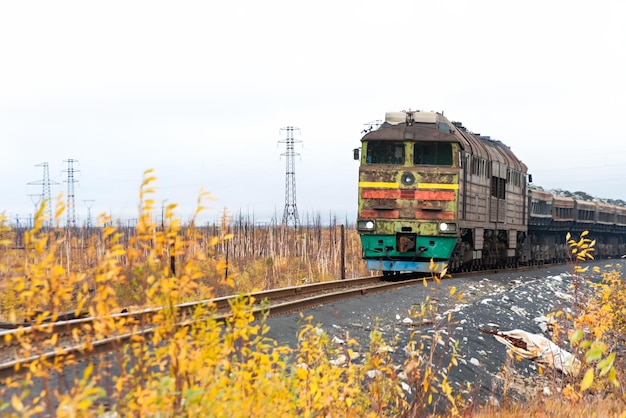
[474, 395, 626, 417]
[1, 217, 368, 321]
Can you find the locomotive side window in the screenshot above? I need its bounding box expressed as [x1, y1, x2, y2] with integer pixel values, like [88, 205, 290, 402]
[414, 142, 453, 166]
[470, 157, 479, 175]
[491, 176, 506, 199]
[365, 141, 405, 165]
[470, 157, 488, 176]
[506, 169, 522, 187]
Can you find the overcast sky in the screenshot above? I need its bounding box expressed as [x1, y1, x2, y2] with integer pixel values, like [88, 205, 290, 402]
[1, 0, 625, 226]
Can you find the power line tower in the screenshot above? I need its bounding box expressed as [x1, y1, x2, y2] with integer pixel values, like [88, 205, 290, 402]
[63, 159, 80, 227]
[83, 199, 95, 228]
[28, 162, 59, 227]
[28, 194, 42, 228]
[279, 126, 302, 228]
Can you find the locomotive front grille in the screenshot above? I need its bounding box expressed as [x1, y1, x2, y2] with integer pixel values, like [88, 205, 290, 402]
[397, 233, 417, 252]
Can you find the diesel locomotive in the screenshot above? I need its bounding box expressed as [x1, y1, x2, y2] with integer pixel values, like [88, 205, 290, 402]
[354, 110, 626, 274]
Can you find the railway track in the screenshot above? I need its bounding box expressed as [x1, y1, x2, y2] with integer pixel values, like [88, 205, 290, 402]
[0, 261, 568, 382]
[0, 273, 429, 381]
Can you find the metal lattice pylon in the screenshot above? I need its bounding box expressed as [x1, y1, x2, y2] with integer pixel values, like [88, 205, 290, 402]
[84, 199, 95, 228]
[63, 159, 79, 227]
[28, 162, 59, 228]
[279, 126, 302, 227]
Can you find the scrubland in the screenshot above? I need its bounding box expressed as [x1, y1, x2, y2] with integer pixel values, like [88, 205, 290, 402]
[0, 172, 625, 417]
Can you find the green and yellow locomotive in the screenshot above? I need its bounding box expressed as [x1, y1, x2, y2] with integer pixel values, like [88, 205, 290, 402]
[355, 110, 529, 274]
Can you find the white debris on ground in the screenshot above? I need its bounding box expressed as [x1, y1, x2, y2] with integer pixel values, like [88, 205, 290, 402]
[365, 369, 383, 379]
[331, 335, 345, 345]
[439, 303, 469, 320]
[377, 344, 395, 353]
[510, 305, 528, 317]
[533, 315, 556, 335]
[401, 381, 412, 393]
[554, 291, 573, 301]
[482, 328, 581, 376]
[329, 354, 347, 366]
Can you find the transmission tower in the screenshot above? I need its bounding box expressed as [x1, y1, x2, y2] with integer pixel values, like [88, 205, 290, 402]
[28, 162, 58, 227]
[28, 194, 42, 228]
[279, 126, 302, 228]
[63, 159, 80, 227]
[83, 199, 95, 228]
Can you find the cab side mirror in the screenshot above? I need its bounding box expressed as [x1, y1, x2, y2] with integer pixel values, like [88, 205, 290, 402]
[353, 148, 360, 160]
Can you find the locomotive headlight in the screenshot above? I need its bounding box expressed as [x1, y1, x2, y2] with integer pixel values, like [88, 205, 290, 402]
[401, 172, 415, 186]
[357, 220, 376, 231]
[438, 222, 457, 233]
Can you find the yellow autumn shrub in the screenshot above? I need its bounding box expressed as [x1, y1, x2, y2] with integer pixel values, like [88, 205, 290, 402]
[3, 171, 471, 417]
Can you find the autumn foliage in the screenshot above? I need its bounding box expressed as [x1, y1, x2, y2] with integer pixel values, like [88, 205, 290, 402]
[0, 172, 460, 416]
[0, 172, 625, 416]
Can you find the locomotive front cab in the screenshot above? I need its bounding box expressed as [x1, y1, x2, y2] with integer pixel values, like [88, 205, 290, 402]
[356, 111, 461, 274]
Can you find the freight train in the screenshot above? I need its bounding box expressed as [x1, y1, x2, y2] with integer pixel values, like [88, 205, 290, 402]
[354, 110, 626, 274]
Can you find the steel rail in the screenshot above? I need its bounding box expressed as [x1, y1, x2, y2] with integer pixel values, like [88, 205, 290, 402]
[0, 261, 565, 381]
[0, 274, 424, 381]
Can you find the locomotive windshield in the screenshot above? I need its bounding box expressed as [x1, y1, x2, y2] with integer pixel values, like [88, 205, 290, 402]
[414, 142, 453, 166]
[366, 141, 405, 165]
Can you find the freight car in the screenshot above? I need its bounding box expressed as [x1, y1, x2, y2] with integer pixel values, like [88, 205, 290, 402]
[354, 110, 626, 274]
[526, 189, 626, 263]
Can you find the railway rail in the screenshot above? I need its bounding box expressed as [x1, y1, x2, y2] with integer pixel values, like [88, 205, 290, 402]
[0, 262, 562, 382]
[0, 273, 429, 381]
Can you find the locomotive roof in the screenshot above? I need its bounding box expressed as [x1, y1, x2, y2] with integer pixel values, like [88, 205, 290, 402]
[362, 110, 527, 174]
